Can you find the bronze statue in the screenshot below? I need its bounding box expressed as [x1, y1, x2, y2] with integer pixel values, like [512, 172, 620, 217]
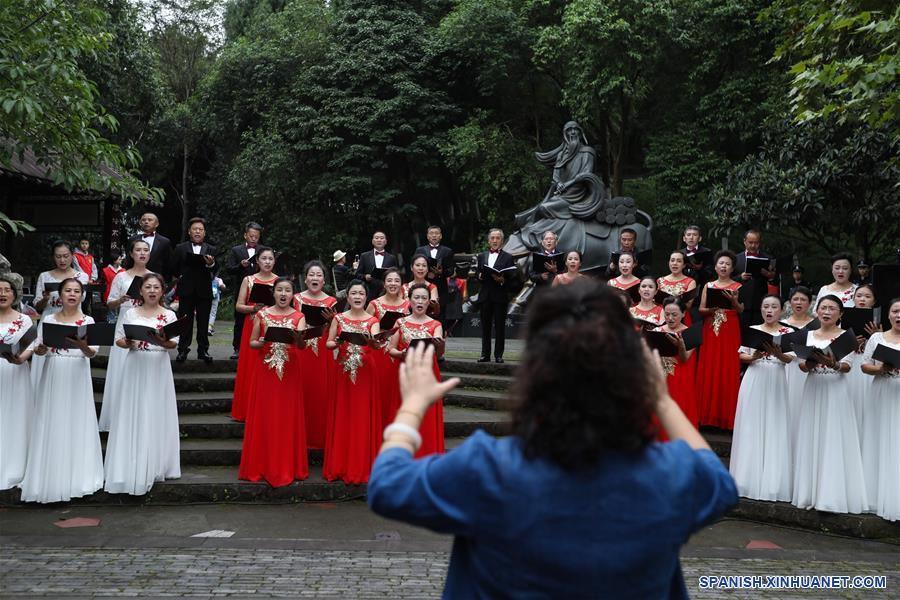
[504, 121, 652, 274]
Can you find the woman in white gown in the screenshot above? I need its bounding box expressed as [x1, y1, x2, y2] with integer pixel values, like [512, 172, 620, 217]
[847, 284, 880, 439]
[792, 294, 868, 514]
[99, 239, 151, 431]
[20, 278, 103, 503]
[104, 273, 181, 495]
[860, 298, 900, 521]
[730, 295, 794, 501]
[31, 241, 88, 387]
[0, 277, 35, 490]
[814, 253, 857, 308]
[781, 287, 814, 441]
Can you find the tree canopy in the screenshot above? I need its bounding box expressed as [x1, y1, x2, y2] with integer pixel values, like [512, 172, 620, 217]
[4, 0, 897, 268]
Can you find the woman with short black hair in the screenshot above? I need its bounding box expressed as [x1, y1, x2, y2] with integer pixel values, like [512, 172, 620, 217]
[368, 281, 737, 598]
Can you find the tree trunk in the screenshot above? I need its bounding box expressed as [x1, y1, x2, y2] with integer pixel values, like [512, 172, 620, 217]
[180, 141, 189, 241]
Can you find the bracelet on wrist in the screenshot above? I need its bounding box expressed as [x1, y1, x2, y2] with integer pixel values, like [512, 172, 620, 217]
[383, 423, 422, 452]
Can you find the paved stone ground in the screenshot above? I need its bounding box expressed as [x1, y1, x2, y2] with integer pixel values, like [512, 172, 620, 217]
[1, 545, 897, 599]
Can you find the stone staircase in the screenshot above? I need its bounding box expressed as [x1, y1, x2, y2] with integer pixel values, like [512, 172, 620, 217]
[3, 354, 899, 540]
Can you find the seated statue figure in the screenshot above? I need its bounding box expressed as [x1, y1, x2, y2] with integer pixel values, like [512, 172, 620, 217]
[505, 121, 652, 274]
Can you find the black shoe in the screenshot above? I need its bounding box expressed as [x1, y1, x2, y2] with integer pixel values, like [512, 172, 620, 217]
[198, 351, 213, 363]
[175, 350, 188, 363]
[229, 351, 239, 360]
[477, 356, 491, 363]
[495, 357, 504, 364]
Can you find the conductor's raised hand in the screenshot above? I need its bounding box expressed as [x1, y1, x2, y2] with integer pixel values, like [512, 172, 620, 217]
[399, 344, 459, 413]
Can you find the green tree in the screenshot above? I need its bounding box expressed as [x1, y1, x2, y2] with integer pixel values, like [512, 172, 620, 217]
[531, 0, 675, 196]
[0, 0, 163, 210]
[768, 0, 899, 136]
[708, 118, 899, 261]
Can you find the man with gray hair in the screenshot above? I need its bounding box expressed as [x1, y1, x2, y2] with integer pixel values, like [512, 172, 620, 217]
[476, 228, 515, 363]
[528, 230, 561, 291]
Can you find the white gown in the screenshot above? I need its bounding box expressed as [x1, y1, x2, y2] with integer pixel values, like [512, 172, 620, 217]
[103, 309, 181, 495]
[98, 272, 142, 431]
[780, 320, 811, 443]
[847, 350, 872, 439]
[30, 271, 88, 388]
[784, 356, 807, 442]
[860, 333, 900, 521]
[792, 330, 868, 514]
[0, 314, 35, 490]
[730, 325, 794, 501]
[19, 313, 103, 503]
[814, 283, 857, 308]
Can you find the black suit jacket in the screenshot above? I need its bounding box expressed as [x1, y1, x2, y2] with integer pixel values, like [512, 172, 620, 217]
[682, 245, 714, 288]
[357, 249, 398, 298]
[735, 250, 773, 313]
[604, 248, 651, 280]
[414, 244, 455, 300]
[172, 241, 218, 299]
[130, 233, 172, 280]
[226, 244, 259, 285]
[529, 250, 562, 288]
[477, 250, 516, 303]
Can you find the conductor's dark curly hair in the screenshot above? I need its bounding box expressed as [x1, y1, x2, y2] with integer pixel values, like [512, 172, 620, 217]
[511, 280, 656, 470]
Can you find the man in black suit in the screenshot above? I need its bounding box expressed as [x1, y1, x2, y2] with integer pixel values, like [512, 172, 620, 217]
[356, 231, 398, 300]
[734, 229, 774, 326]
[172, 217, 217, 363]
[528, 230, 561, 291]
[476, 228, 516, 363]
[681, 225, 714, 289]
[130, 212, 173, 280]
[413, 225, 455, 323]
[604, 228, 650, 279]
[225, 221, 263, 360]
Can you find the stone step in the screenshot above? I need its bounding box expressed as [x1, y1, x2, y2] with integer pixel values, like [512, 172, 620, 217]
[0, 465, 362, 506]
[444, 388, 508, 410]
[169, 406, 510, 441]
[92, 370, 236, 394]
[442, 371, 513, 392]
[94, 392, 235, 415]
[92, 354, 239, 373]
[440, 358, 517, 376]
[168, 437, 472, 467]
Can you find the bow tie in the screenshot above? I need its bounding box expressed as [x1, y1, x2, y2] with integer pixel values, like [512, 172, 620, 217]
[430, 245, 439, 250]
[747, 252, 759, 257]
[143, 232, 155, 238]
[375, 251, 385, 256]
[246, 243, 256, 249]
[686, 246, 696, 252]
[489, 249, 500, 254]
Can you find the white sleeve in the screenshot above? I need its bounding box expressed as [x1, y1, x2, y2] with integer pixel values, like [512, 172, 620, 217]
[738, 345, 753, 355]
[108, 273, 127, 302]
[862, 333, 880, 366]
[115, 308, 132, 341]
[35, 272, 47, 298]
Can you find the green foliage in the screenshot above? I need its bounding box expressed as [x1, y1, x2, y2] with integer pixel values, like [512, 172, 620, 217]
[0, 0, 162, 203]
[708, 117, 899, 261]
[768, 0, 899, 136]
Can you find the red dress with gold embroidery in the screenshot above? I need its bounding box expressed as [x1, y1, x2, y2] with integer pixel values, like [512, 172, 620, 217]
[395, 317, 445, 457]
[656, 275, 696, 325]
[323, 314, 381, 484]
[231, 275, 277, 422]
[609, 278, 640, 304]
[653, 326, 699, 433]
[630, 304, 664, 326]
[367, 297, 410, 425]
[402, 281, 437, 299]
[238, 309, 308, 487]
[293, 293, 337, 449]
[696, 281, 743, 430]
